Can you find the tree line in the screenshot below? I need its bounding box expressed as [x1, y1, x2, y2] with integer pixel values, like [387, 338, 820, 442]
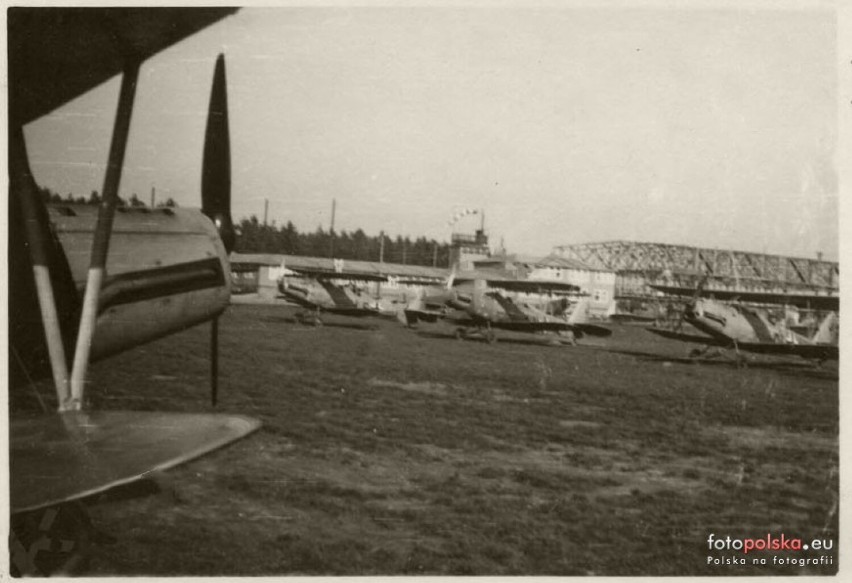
[40, 186, 178, 208]
[235, 216, 452, 267]
[42, 188, 451, 267]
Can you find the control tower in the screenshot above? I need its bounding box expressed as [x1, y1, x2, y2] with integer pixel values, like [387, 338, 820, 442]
[450, 229, 490, 270]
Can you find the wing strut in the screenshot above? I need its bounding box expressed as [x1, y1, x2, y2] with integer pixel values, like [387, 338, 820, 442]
[67, 62, 141, 411]
[10, 127, 71, 406]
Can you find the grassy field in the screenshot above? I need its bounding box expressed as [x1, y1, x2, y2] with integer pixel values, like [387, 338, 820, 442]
[16, 302, 838, 575]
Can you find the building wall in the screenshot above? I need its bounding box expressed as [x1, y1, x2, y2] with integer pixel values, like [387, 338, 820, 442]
[231, 270, 258, 294]
[258, 265, 284, 300]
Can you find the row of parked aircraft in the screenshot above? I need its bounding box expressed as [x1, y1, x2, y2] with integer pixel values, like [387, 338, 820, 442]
[278, 262, 612, 343]
[279, 268, 839, 361]
[7, 7, 839, 575]
[276, 265, 839, 362]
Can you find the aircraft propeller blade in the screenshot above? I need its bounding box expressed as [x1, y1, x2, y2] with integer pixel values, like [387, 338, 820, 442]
[201, 54, 235, 254]
[201, 54, 233, 407]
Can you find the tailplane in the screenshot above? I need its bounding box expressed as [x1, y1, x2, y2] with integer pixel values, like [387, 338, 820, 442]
[470, 278, 487, 314]
[446, 265, 457, 290]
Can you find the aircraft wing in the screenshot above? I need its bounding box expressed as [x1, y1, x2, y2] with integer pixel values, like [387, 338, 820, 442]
[9, 8, 238, 126]
[646, 328, 838, 360]
[649, 284, 838, 311]
[485, 320, 612, 337]
[732, 342, 838, 360]
[572, 323, 613, 337]
[609, 313, 657, 324]
[404, 309, 443, 326]
[11, 411, 260, 513]
[456, 279, 580, 294]
[646, 327, 729, 346]
[474, 320, 572, 333]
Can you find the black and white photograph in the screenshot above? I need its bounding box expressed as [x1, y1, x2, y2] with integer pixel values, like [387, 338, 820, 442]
[5, 2, 842, 576]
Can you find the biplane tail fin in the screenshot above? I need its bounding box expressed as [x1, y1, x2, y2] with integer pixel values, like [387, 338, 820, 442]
[811, 312, 839, 345]
[567, 297, 592, 325]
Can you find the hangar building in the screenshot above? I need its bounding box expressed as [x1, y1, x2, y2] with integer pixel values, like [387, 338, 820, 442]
[551, 241, 839, 309]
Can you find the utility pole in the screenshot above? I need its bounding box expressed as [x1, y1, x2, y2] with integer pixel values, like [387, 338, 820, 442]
[263, 198, 269, 226]
[402, 239, 407, 265]
[379, 230, 385, 264]
[329, 198, 336, 258]
[432, 242, 438, 267]
[150, 186, 155, 208]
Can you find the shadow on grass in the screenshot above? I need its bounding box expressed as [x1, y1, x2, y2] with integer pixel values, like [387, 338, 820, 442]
[261, 316, 379, 331]
[606, 348, 838, 380]
[414, 330, 590, 349]
[84, 478, 162, 506]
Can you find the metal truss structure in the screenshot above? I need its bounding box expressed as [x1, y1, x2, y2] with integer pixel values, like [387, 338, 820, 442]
[553, 241, 839, 300]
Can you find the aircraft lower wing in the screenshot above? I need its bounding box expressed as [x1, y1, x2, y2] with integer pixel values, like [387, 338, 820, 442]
[609, 313, 657, 324]
[646, 327, 838, 360]
[404, 309, 442, 326]
[733, 342, 838, 360]
[326, 307, 380, 317]
[455, 319, 571, 333]
[10, 411, 261, 514]
[573, 323, 613, 337]
[646, 327, 729, 346]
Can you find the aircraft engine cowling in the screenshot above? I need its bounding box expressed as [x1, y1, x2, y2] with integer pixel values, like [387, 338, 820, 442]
[48, 204, 230, 362]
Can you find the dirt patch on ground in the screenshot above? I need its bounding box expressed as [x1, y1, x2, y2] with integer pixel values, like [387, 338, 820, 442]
[703, 425, 837, 453]
[559, 419, 602, 429]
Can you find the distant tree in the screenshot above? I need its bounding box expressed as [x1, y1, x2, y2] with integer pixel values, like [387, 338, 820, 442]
[231, 215, 451, 265]
[281, 221, 300, 254]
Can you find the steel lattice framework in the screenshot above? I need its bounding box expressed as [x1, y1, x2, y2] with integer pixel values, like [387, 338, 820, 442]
[553, 241, 839, 299]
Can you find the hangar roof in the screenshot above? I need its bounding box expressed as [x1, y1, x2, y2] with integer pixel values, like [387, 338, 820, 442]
[524, 254, 611, 272]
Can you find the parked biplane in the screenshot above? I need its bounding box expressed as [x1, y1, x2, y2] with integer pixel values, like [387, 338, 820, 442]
[646, 282, 839, 364]
[407, 275, 611, 344]
[276, 261, 389, 325]
[8, 7, 260, 574]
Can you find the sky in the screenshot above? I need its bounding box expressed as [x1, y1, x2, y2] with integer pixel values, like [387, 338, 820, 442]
[23, 5, 839, 260]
